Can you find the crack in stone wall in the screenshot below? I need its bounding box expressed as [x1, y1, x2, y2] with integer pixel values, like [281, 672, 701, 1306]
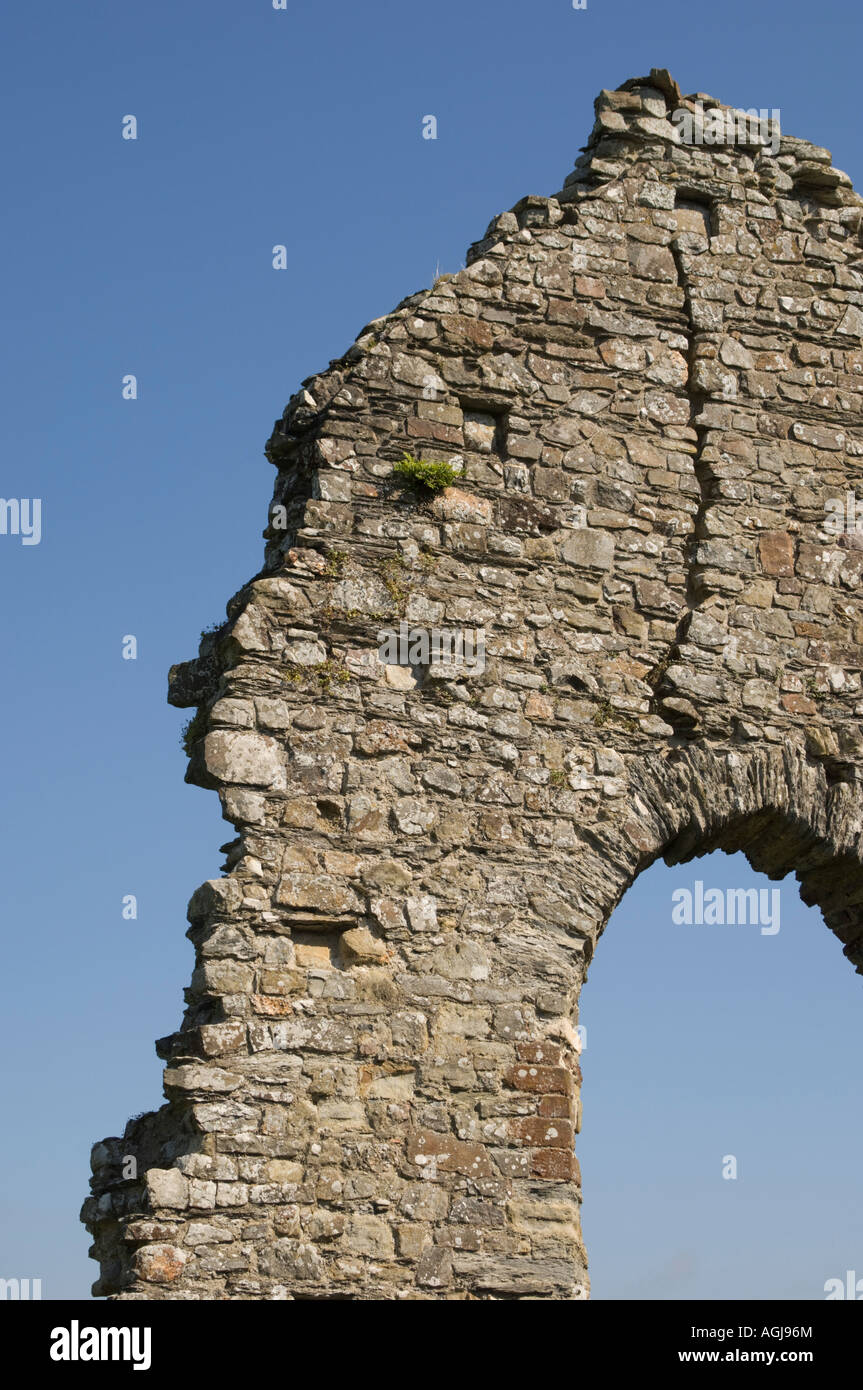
[645, 225, 712, 728]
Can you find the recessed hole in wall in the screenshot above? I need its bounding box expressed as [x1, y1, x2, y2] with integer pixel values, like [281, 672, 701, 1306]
[293, 929, 344, 970]
[674, 190, 715, 238]
[458, 398, 509, 457]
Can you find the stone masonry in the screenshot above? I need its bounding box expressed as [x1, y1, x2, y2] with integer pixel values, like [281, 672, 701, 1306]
[83, 71, 863, 1299]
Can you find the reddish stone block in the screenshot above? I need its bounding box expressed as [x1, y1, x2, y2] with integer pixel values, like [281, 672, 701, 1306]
[443, 314, 495, 348]
[506, 1063, 571, 1094]
[547, 298, 586, 327]
[539, 1095, 571, 1118]
[531, 1149, 576, 1180]
[407, 1129, 494, 1178]
[132, 1244, 187, 1284]
[251, 995, 294, 1017]
[524, 692, 556, 722]
[514, 1117, 574, 1149]
[575, 275, 606, 299]
[406, 416, 463, 445]
[781, 693, 817, 715]
[758, 530, 795, 577]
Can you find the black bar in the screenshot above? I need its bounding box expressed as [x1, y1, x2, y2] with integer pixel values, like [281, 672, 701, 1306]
[10, 1297, 858, 1376]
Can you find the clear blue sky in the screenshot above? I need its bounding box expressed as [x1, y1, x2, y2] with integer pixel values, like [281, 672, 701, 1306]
[2, 0, 861, 1300]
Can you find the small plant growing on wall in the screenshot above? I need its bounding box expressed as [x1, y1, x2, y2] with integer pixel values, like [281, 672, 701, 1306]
[323, 549, 347, 579]
[380, 553, 410, 612]
[393, 452, 458, 493]
[180, 708, 208, 755]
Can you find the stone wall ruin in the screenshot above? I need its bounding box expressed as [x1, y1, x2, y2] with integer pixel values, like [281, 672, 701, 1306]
[82, 69, 863, 1300]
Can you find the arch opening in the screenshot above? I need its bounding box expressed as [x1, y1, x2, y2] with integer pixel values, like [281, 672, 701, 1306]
[577, 846, 863, 1299]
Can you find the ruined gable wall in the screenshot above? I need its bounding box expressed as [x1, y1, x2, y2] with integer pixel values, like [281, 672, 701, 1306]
[83, 71, 863, 1300]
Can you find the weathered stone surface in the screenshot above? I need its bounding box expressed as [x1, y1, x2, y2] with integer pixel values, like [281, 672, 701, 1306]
[274, 873, 361, 916]
[145, 1169, 189, 1210]
[131, 1245, 187, 1285]
[341, 926, 388, 964]
[202, 731, 284, 789]
[84, 72, 863, 1303]
[758, 532, 796, 577]
[560, 528, 615, 572]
